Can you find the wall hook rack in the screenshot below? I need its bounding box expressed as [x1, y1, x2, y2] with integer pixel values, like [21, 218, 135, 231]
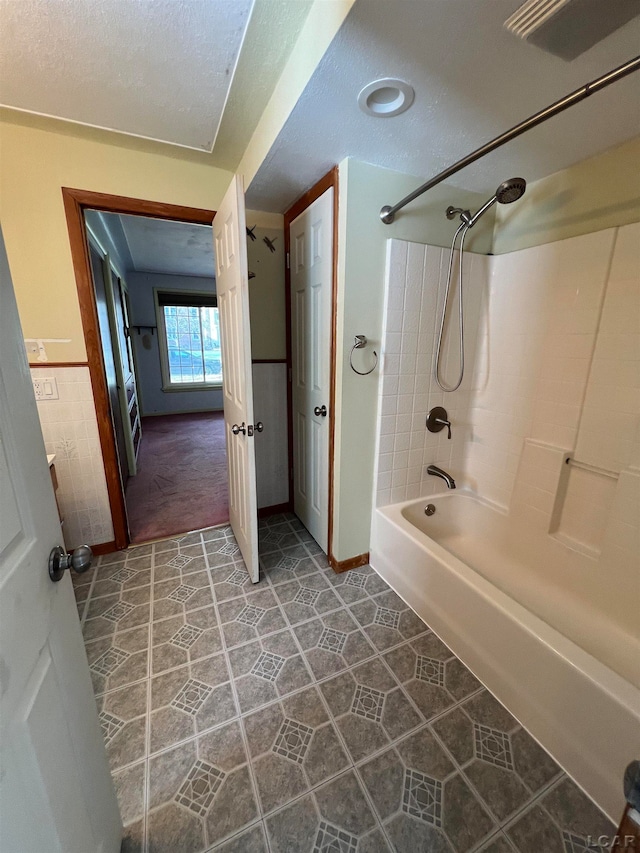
[349, 334, 378, 376]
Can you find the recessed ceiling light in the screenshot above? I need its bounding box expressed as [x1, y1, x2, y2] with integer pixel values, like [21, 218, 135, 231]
[358, 78, 414, 117]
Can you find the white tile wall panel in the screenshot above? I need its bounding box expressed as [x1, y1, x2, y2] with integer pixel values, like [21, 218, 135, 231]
[374, 224, 639, 571]
[374, 239, 489, 507]
[252, 363, 289, 510]
[32, 366, 114, 549]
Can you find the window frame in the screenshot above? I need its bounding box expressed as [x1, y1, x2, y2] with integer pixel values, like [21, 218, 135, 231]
[154, 288, 223, 392]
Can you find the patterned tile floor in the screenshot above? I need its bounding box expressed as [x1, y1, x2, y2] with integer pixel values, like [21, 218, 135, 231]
[74, 513, 616, 853]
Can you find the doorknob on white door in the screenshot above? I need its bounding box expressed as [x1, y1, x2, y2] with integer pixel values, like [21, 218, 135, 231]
[314, 405, 327, 417]
[231, 423, 246, 435]
[49, 544, 93, 582]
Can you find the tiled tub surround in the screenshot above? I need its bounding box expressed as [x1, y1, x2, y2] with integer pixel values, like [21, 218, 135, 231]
[375, 239, 489, 508]
[74, 515, 615, 853]
[371, 223, 640, 823]
[376, 224, 639, 552]
[32, 365, 114, 548]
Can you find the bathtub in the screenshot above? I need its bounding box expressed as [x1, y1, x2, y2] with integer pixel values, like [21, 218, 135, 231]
[370, 491, 640, 821]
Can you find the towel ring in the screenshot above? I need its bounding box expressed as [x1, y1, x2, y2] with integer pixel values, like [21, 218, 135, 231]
[349, 335, 378, 376]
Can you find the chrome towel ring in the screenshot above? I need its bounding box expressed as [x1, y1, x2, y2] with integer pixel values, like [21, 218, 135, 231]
[349, 335, 378, 376]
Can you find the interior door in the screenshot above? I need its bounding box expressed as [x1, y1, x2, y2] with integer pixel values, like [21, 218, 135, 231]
[0, 226, 122, 852]
[290, 188, 333, 551]
[213, 175, 259, 582]
[108, 268, 140, 476]
[88, 242, 129, 489]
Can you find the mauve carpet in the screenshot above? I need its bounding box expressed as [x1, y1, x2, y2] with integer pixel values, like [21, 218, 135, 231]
[125, 412, 229, 544]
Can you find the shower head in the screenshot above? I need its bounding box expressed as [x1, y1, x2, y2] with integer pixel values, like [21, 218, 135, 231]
[464, 176, 527, 227]
[496, 177, 526, 204]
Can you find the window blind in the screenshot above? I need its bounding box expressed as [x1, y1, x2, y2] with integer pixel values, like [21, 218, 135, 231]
[157, 291, 217, 308]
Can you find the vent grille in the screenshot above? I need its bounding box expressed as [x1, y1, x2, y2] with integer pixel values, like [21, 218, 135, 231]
[504, 0, 640, 61]
[505, 0, 570, 39]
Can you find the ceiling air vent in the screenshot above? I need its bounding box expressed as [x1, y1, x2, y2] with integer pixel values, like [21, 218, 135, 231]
[504, 0, 640, 61]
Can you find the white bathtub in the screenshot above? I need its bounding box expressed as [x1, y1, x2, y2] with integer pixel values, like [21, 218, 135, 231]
[370, 491, 640, 821]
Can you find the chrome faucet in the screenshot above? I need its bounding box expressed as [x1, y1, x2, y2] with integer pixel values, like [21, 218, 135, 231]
[427, 465, 456, 489]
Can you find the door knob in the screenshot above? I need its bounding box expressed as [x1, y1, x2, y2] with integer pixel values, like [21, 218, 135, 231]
[314, 405, 327, 417]
[255, 422, 263, 432]
[231, 423, 246, 435]
[49, 544, 93, 583]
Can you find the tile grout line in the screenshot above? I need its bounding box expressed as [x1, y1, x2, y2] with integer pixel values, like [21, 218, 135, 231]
[141, 540, 157, 853]
[241, 529, 322, 853]
[426, 722, 508, 852]
[426, 698, 567, 848]
[229, 523, 366, 848]
[268, 563, 396, 851]
[201, 529, 269, 853]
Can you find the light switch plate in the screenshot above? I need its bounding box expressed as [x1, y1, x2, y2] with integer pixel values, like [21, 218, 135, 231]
[33, 376, 59, 400]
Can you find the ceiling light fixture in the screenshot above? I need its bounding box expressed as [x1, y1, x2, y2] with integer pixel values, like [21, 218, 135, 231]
[358, 78, 414, 117]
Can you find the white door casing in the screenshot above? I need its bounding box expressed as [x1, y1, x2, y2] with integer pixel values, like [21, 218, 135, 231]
[213, 175, 259, 583]
[290, 188, 333, 552]
[0, 227, 122, 853]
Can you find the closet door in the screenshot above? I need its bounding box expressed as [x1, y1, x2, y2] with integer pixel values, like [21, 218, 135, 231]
[289, 188, 333, 551]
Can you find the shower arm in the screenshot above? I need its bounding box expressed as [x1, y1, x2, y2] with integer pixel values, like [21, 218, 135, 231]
[379, 55, 640, 225]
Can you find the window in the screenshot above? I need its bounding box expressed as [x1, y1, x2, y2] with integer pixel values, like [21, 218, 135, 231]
[156, 290, 222, 389]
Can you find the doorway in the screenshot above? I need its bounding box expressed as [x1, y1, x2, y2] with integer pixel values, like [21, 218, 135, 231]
[63, 189, 222, 549]
[83, 208, 229, 544]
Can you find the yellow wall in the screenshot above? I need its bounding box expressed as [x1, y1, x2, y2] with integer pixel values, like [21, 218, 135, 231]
[245, 211, 287, 361]
[493, 136, 640, 254]
[0, 121, 233, 363]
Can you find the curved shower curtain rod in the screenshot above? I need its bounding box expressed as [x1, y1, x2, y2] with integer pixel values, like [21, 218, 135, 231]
[380, 55, 640, 225]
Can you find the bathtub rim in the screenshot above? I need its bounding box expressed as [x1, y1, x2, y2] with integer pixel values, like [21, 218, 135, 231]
[371, 493, 640, 822]
[380, 490, 639, 710]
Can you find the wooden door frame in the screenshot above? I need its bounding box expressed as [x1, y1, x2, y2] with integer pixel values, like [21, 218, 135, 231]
[62, 188, 216, 550]
[284, 168, 341, 570]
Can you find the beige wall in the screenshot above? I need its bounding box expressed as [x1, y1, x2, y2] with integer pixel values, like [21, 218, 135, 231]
[493, 136, 640, 254]
[0, 120, 233, 363]
[332, 159, 493, 560]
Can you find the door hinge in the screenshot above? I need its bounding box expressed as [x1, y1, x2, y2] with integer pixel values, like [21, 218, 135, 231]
[286, 252, 290, 270]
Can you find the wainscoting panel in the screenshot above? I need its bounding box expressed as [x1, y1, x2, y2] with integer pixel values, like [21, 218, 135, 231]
[32, 366, 114, 549]
[252, 362, 289, 509]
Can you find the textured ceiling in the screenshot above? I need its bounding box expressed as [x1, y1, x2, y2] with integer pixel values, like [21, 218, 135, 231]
[114, 214, 215, 278]
[0, 0, 312, 160]
[246, 0, 640, 211]
[1, 0, 252, 151]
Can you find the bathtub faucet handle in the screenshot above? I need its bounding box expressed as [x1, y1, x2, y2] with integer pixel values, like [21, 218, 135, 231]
[427, 407, 452, 440]
[437, 418, 452, 440]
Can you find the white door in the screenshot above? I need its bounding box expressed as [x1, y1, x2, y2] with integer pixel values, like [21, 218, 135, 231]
[290, 188, 333, 552]
[213, 175, 259, 583]
[0, 227, 122, 852]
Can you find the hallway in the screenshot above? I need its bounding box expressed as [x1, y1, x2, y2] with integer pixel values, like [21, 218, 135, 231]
[72, 515, 613, 853]
[125, 412, 228, 543]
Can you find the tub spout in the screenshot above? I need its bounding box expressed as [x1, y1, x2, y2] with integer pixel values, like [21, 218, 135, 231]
[427, 465, 456, 489]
